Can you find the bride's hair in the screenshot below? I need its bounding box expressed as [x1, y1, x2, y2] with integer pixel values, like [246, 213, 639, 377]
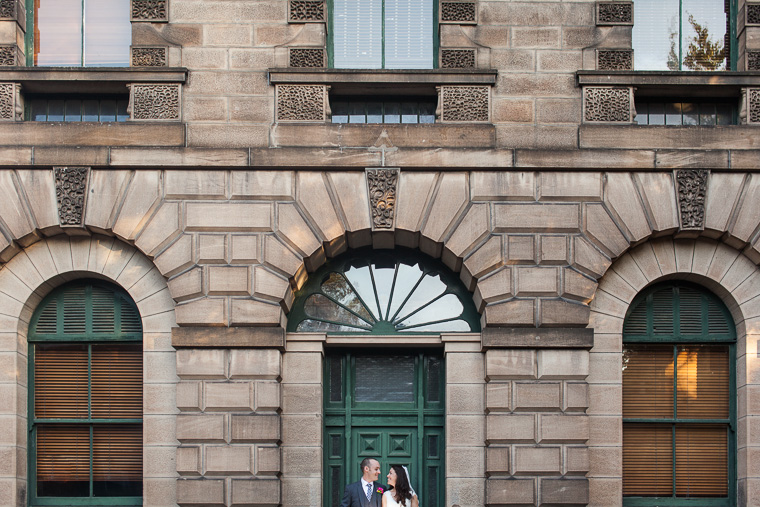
[390, 465, 413, 503]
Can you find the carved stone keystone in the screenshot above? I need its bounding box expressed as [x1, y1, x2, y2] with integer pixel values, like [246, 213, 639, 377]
[366, 168, 399, 230]
[54, 167, 90, 227]
[675, 170, 708, 231]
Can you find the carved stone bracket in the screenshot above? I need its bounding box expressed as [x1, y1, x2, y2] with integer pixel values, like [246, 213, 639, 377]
[441, 49, 476, 69]
[744, 88, 760, 124]
[54, 167, 90, 227]
[582, 86, 634, 123]
[289, 48, 326, 68]
[127, 83, 181, 120]
[675, 170, 708, 231]
[288, 0, 325, 22]
[747, 51, 760, 71]
[131, 0, 168, 22]
[0, 0, 14, 18]
[596, 1, 633, 25]
[0, 82, 22, 121]
[276, 84, 330, 122]
[747, 3, 760, 25]
[131, 46, 168, 67]
[440, 0, 477, 24]
[438, 85, 490, 122]
[0, 44, 21, 66]
[366, 168, 399, 230]
[596, 49, 633, 71]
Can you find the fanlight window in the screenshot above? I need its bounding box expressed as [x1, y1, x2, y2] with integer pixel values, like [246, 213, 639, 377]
[288, 250, 480, 333]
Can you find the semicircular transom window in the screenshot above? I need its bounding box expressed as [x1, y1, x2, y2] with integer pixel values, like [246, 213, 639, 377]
[289, 249, 481, 333]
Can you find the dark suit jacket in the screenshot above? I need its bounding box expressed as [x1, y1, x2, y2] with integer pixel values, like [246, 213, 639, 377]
[340, 480, 388, 507]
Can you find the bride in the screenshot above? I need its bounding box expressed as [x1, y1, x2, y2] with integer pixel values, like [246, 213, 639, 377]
[382, 465, 419, 507]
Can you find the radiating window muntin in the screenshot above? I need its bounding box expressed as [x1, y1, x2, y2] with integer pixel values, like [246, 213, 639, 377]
[622, 282, 736, 505]
[32, 0, 131, 66]
[288, 249, 480, 334]
[329, 0, 436, 69]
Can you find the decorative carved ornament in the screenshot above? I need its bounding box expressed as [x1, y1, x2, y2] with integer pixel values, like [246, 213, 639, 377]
[597, 49, 633, 71]
[440, 1, 477, 24]
[748, 51, 760, 71]
[131, 0, 168, 22]
[596, 2, 633, 25]
[0, 45, 17, 66]
[747, 3, 760, 25]
[441, 49, 476, 69]
[289, 48, 325, 68]
[131, 47, 167, 66]
[54, 167, 90, 227]
[366, 169, 399, 230]
[0, 0, 14, 19]
[439, 85, 489, 122]
[276, 84, 329, 122]
[0, 82, 21, 121]
[128, 83, 180, 120]
[583, 86, 634, 123]
[748, 88, 760, 124]
[675, 170, 708, 231]
[289, 0, 325, 22]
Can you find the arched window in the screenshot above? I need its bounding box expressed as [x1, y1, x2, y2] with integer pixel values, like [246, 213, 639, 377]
[28, 281, 143, 506]
[288, 249, 480, 333]
[622, 282, 735, 505]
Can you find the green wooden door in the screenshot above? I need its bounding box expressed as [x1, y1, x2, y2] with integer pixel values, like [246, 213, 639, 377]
[324, 352, 445, 506]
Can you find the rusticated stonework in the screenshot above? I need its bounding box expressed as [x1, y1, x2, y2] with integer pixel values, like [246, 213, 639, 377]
[276, 84, 328, 122]
[54, 167, 89, 227]
[441, 49, 476, 68]
[749, 89, 760, 124]
[367, 169, 398, 230]
[131, 0, 168, 21]
[0, 0, 13, 18]
[440, 1, 477, 23]
[596, 2, 633, 25]
[675, 170, 708, 230]
[128, 84, 180, 120]
[597, 50, 633, 70]
[440, 85, 489, 122]
[289, 0, 325, 22]
[289, 48, 325, 68]
[583, 86, 633, 122]
[131, 47, 167, 66]
[748, 51, 760, 71]
[748, 3, 760, 25]
[0, 45, 16, 66]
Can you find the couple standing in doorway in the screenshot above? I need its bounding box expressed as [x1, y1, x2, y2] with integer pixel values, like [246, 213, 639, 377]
[340, 458, 420, 507]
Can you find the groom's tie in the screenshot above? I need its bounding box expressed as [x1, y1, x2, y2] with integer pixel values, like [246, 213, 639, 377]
[366, 483, 372, 501]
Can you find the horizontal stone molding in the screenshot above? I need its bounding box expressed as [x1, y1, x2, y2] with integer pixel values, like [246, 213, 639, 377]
[482, 328, 594, 349]
[172, 327, 286, 348]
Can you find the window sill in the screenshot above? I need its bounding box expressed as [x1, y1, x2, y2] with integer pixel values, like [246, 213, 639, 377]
[577, 70, 760, 97]
[0, 66, 187, 93]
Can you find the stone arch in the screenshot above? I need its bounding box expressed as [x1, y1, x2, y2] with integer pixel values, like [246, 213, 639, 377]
[0, 234, 177, 507]
[586, 237, 760, 506]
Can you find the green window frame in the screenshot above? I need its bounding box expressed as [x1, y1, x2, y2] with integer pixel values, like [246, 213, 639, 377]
[327, 0, 439, 69]
[622, 282, 736, 507]
[28, 281, 143, 507]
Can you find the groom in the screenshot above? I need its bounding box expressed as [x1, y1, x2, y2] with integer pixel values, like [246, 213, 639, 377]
[340, 457, 387, 507]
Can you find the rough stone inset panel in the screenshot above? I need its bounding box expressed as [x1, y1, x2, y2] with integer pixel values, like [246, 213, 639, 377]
[596, 50, 633, 71]
[289, 0, 325, 22]
[440, 1, 477, 23]
[441, 49, 476, 68]
[748, 51, 760, 70]
[747, 3, 760, 25]
[749, 88, 760, 124]
[289, 48, 325, 68]
[596, 2, 633, 25]
[583, 86, 633, 123]
[0, 82, 20, 121]
[276, 84, 328, 122]
[55, 167, 89, 227]
[131, 0, 168, 21]
[0, 45, 17, 66]
[440, 85, 489, 122]
[675, 169, 708, 231]
[366, 168, 398, 230]
[131, 46, 168, 67]
[129, 83, 180, 120]
[0, 0, 13, 17]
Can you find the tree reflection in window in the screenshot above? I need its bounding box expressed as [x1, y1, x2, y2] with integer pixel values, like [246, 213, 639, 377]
[289, 249, 480, 333]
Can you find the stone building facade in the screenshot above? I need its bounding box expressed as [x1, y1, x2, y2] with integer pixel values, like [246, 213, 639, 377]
[0, 0, 759, 506]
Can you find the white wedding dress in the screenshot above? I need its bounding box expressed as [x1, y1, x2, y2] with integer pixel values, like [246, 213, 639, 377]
[382, 490, 417, 507]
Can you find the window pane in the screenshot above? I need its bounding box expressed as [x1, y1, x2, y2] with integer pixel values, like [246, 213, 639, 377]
[36, 424, 91, 497]
[47, 100, 65, 122]
[333, 0, 383, 69]
[64, 99, 83, 122]
[633, 0, 680, 70]
[675, 424, 728, 497]
[332, 100, 349, 123]
[634, 101, 648, 125]
[665, 102, 682, 125]
[682, 1, 726, 70]
[117, 99, 130, 122]
[647, 102, 665, 125]
[700, 103, 717, 125]
[716, 103, 732, 125]
[682, 102, 699, 125]
[355, 355, 415, 402]
[384, 102, 401, 123]
[349, 101, 366, 123]
[401, 101, 418, 123]
[623, 344, 674, 418]
[367, 101, 383, 123]
[419, 101, 436, 123]
[83, 99, 100, 121]
[384, 0, 434, 69]
[36, 0, 83, 66]
[100, 99, 117, 122]
[85, 0, 131, 66]
[31, 100, 48, 121]
[93, 424, 143, 496]
[91, 344, 143, 418]
[623, 424, 674, 496]
[676, 346, 729, 419]
[35, 344, 89, 418]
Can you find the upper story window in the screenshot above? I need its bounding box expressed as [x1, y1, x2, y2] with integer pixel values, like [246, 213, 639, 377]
[331, 96, 436, 124]
[32, 0, 131, 66]
[633, 0, 728, 70]
[329, 0, 436, 69]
